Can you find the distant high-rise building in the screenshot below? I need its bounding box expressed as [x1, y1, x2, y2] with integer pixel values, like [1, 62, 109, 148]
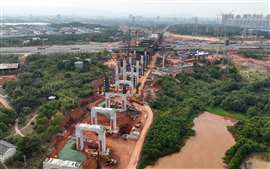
[56, 14, 61, 21]
[221, 14, 270, 29]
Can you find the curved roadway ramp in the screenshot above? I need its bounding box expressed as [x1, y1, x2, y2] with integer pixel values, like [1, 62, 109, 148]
[127, 103, 153, 169]
[127, 53, 158, 169]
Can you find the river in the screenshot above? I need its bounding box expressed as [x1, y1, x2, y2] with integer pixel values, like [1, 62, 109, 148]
[146, 112, 236, 169]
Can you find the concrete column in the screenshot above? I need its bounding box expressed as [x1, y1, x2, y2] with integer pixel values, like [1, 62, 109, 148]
[136, 60, 140, 77]
[140, 55, 144, 75]
[136, 60, 140, 89]
[131, 65, 134, 77]
[110, 119, 113, 130]
[113, 112, 117, 130]
[162, 54, 165, 69]
[91, 116, 94, 124]
[95, 116, 98, 124]
[133, 76, 137, 88]
[123, 59, 127, 80]
[111, 113, 117, 130]
[99, 131, 106, 154]
[129, 57, 132, 67]
[122, 95, 127, 111]
[75, 127, 81, 150]
[80, 134, 84, 150]
[106, 97, 111, 108]
[76, 136, 80, 150]
[115, 64, 119, 81]
[91, 111, 96, 124]
[99, 140, 102, 153]
[144, 51, 148, 68]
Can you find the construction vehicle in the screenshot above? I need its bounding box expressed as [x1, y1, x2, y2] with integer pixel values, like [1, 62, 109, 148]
[129, 96, 144, 106]
[104, 156, 118, 166]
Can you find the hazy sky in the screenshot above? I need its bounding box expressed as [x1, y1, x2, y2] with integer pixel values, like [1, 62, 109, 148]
[1, 0, 269, 18]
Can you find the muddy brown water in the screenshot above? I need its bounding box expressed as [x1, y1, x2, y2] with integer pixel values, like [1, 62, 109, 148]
[146, 112, 236, 169]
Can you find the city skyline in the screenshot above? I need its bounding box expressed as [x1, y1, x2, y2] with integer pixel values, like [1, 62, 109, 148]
[1, 0, 269, 18]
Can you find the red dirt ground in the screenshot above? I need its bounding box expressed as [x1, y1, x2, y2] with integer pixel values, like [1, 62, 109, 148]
[230, 50, 270, 73]
[0, 75, 16, 85]
[164, 32, 219, 43]
[49, 92, 141, 169]
[48, 52, 156, 169]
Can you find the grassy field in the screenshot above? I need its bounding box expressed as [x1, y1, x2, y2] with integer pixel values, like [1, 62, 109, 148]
[206, 107, 246, 121]
[59, 138, 85, 162]
[239, 48, 268, 60]
[239, 69, 268, 82]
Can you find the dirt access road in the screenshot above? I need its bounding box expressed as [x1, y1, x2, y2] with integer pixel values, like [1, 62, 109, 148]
[164, 32, 220, 43]
[132, 53, 158, 96]
[127, 103, 153, 169]
[127, 53, 157, 169]
[0, 94, 11, 109]
[14, 114, 38, 137]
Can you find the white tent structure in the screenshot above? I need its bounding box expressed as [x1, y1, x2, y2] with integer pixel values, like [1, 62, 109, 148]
[43, 158, 82, 169]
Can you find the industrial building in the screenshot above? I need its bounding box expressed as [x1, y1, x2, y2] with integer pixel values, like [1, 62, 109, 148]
[0, 63, 19, 75]
[0, 140, 16, 162]
[43, 158, 82, 169]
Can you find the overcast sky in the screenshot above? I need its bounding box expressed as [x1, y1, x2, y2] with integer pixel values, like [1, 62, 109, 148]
[1, 0, 269, 18]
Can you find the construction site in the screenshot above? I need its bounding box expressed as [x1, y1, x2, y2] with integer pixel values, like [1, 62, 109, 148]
[41, 27, 162, 169]
[1, 15, 270, 169]
[41, 26, 237, 169]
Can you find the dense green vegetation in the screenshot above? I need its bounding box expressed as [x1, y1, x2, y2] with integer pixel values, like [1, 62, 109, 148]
[2, 52, 107, 167]
[0, 55, 19, 63]
[50, 22, 109, 30]
[211, 78, 270, 117]
[139, 62, 238, 168]
[140, 61, 270, 169]
[0, 108, 16, 138]
[239, 48, 269, 59]
[4, 53, 106, 118]
[0, 24, 123, 47]
[206, 106, 245, 120]
[224, 117, 270, 169]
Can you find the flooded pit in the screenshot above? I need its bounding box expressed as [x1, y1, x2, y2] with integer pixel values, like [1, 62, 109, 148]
[146, 112, 236, 169]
